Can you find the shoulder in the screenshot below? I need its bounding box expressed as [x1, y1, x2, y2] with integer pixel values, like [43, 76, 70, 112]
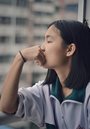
[84, 82, 90, 106]
[33, 80, 52, 96]
[18, 80, 51, 97]
[85, 81, 90, 98]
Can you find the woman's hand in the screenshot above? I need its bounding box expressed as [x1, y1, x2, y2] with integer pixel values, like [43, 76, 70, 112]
[0, 45, 46, 113]
[21, 45, 46, 66]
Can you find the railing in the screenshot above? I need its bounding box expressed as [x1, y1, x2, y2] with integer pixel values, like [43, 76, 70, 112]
[0, 112, 41, 129]
[0, 112, 21, 124]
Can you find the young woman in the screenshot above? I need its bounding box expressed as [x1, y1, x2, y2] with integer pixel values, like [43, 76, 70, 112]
[0, 20, 90, 129]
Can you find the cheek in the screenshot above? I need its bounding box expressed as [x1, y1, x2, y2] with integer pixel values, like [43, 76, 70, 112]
[44, 46, 66, 68]
[51, 49, 64, 63]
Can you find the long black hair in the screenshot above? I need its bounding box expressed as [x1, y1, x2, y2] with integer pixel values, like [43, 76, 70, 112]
[43, 20, 90, 90]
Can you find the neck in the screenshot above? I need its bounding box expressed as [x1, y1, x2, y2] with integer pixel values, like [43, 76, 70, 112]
[55, 59, 71, 88]
[54, 59, 73, 97]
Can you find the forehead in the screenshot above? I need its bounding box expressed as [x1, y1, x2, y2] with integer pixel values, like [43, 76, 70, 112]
[45, 25, 60, 37]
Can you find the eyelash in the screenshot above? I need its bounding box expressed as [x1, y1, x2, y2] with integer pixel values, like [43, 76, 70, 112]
[47, 41, 52, 43]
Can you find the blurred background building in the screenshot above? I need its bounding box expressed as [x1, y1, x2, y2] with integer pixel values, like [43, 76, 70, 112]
[0, 0, 32, 88]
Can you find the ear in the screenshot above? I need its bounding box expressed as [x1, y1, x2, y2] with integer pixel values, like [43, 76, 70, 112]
[66, 43, 76, 57]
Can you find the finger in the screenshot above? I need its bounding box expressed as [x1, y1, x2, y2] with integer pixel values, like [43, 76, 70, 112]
[33, 46, 43, 60]
[38, 45, 45, 52]
[38, 51, 46, 65]
[40, 48, 45, 52]
[34, 51, 46, 66]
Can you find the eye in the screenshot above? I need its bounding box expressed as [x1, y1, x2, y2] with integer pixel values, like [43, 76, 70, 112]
[47, 40, 52, 43]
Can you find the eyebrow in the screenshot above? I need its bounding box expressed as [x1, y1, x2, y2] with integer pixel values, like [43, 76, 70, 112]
[45, 35, 53, 38]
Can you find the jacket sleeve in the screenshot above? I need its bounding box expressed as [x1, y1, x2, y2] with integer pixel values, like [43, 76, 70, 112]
[15, 81, 44, 127]
[87, 96, 90, 129]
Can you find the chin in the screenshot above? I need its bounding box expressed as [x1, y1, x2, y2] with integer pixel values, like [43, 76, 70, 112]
[42, 63, 55, 69]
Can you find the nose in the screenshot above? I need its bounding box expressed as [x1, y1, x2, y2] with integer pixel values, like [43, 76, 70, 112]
[41, 43, 45, 52]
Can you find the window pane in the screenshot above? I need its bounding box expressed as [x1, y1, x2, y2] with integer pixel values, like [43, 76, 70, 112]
[15, 35, 27, 43]
[0, 55, 12, 63]
[16, 0, 28, 7]
[0, 36, 10, 43]
[66, 4, 78, 12]
[34, 0, 52, 3]
[0, 0, 12, 5]
[34, 11, 53, 16]
[16, 17, 28, 26]
[0, 16, 11, 24]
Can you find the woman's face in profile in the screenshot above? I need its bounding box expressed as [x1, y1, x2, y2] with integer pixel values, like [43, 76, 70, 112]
[41, 25, 68, 69]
